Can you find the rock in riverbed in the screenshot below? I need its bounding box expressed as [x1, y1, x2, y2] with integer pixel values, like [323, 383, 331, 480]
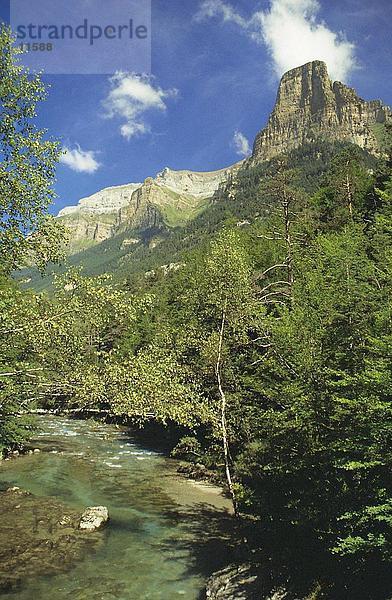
[79, 506, 109, 531]
[206, 564, 261, 599]
[205, 563, 296, 600]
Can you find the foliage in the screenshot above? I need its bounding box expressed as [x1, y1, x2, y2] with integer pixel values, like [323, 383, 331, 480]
[0, 25, 66, 274]
[171, 436, 202, 461]
[99, 145, 390, 592]
[0, 27, 66, 450]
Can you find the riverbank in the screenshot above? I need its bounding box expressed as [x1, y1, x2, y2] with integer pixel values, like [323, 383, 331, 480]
[1, 416, 354, 600]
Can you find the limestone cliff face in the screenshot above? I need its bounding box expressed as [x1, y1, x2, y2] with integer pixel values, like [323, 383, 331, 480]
[121, 165, 243, 230]
[121, 178, 164, 231]
[155, 166, 235, 197]
[62, 219, 116, 254]
[58, 165, 241, 254]
[252, 60, 391, 162]
[58, 183, 141, 218]
[58, 183, 142, 254]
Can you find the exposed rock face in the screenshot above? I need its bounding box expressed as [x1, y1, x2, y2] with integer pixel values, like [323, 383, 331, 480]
[79, 506, 109, 532]
[121, 238, 140, 249]
[120, 178, 166, 231]
[205, 564, 263, 599]
[58, 165, 241, 255]
[61, 219, 116, 254]
[205, 563, 307, 600]
[120, 168, 232, 231]
[58, 183, 141, 218]
[252, 60, 391, 162]
[58, 183, 142, 254]
[155, 166, 236, 197]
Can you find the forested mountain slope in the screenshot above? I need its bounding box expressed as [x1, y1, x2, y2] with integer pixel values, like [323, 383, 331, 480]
[20, 139, 376, 290]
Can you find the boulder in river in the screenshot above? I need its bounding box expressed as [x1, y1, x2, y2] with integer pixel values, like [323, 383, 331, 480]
[5, 486, 31, 496]
[79, 506, 109, 531]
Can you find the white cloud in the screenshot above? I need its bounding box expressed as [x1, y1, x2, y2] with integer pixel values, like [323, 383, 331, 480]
[257, 0, 356, 81]
[233, 130, 251, 157]
[195, 0, 247, 27]
[60, 145, 101, 174]
[103, 72, 178, 140]
[196, 0, 356, 82]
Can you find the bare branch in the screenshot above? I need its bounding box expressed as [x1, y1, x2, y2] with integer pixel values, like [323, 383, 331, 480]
[260, 290, 291, 301]
[0, 368, 44, 377]
[259, 281, 291, 294]
[254, 263, 288, 281]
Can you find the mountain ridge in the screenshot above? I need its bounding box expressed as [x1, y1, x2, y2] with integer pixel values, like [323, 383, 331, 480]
[57, 60, 391, 256]
[58, 163, 243, 254]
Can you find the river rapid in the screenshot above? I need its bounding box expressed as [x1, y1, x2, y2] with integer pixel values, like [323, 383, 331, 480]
[0, 416, 233, 600]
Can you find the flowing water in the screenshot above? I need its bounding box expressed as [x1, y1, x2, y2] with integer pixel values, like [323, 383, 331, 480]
[0, 416, 233, 600]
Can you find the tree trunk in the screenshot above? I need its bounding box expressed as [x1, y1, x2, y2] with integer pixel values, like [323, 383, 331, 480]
[216, 301, 239, 517]
[282, 188, 294, 288]
[345, 161, 354, 218]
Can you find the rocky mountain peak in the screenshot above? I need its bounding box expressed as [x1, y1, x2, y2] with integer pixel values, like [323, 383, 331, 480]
[275, 60, 333, 115]
[57, 183, 142, 218]
[252, 60, 391, 161]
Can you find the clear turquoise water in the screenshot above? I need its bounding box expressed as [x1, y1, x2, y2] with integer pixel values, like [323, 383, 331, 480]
[0, 417, 232, 600]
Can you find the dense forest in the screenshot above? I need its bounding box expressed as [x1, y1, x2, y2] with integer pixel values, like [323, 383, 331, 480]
[1, 26, 391, 599]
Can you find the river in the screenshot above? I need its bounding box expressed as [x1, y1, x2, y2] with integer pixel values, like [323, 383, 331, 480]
[0, 416, 233, 600]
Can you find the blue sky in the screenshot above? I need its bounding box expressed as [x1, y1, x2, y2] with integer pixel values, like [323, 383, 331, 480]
[1, 0, 391, 214]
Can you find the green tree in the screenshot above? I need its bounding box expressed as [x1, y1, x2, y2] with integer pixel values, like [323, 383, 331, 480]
[0, 25, 65, 274]
[312, 147, 373, 231]
[0, 27, 65, 451]
[237, 222, 392, 574]
[173, 229, 261, 515]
